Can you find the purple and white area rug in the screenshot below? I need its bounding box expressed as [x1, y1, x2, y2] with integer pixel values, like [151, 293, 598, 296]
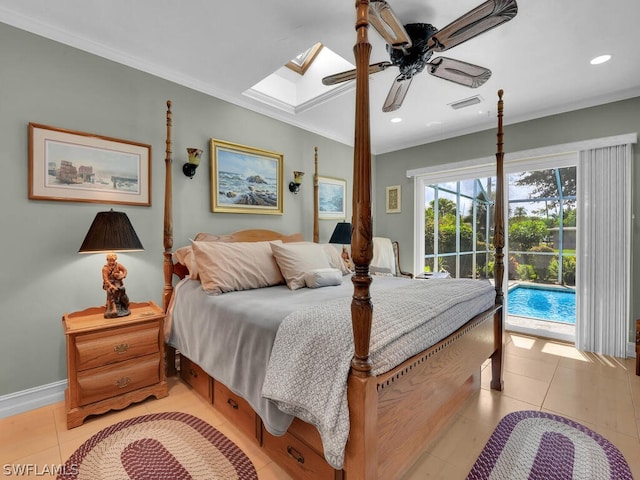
[467, 410, 632, 480]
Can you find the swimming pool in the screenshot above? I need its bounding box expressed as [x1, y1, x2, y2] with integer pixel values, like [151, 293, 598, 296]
[507, 285, 576, 325]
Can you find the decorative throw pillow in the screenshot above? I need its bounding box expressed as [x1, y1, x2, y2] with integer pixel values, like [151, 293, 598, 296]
[270, 242, 334, 290]
[191, 240, 284, 294]
[304, 268, 343, 288]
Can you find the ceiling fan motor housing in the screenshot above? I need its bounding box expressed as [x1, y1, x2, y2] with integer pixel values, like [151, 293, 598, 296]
[388, 23, 439, 78]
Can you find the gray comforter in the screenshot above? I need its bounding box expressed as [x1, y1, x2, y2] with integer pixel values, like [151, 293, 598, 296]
[261, 278, 495, 468]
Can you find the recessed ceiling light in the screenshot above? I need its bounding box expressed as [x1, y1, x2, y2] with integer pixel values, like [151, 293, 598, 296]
[590, 54, 611, 65]
[390, 117, 402, 123]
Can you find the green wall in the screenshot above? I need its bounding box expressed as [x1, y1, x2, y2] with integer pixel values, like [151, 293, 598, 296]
[0, 23, 355, 396]
[374, 96, 640, 344]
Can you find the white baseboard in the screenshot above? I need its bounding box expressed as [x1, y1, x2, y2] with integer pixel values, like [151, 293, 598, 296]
[0, 380, 66, 418]
[0, 343, 637, 419]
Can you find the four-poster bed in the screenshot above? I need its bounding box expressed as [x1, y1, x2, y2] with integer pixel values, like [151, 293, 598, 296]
[161, 3, 506, 479]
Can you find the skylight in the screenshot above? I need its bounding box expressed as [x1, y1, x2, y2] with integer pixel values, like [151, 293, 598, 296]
[286, 43, 323, 75]
[244, 44, 355, 115]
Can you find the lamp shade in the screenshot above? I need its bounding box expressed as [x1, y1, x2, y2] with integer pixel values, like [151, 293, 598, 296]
[79, 209, 144, 253]
[329, 222, 352, 245]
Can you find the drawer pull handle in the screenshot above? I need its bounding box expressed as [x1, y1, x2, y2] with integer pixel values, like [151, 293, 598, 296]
[189, 368, 198, 378]
[114, 343, 129, 354]
[227, 398, 239, 410]
[287, 446, 305, 464]
[116, 377, 131, 388]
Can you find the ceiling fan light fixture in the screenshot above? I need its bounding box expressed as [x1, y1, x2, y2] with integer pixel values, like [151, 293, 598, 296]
[448, 95, 483, 110]
[590, 54, 611, 65]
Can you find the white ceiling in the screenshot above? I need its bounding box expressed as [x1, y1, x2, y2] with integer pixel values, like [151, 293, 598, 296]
[1, 0, 639, 154]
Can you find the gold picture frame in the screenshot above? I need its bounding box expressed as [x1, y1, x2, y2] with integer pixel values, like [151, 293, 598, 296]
[28, 123, 151, 206]
[385, 185, 401, 213]
[210, 139, 283, 215]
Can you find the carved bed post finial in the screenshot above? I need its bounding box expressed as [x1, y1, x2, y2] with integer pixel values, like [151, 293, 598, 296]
[162, 100, 174, 313]
[313, 146, 319, 243]
[350, 0, 374, 376]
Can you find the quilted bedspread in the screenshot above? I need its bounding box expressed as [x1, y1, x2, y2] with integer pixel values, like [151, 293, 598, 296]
[261, 278, 495, 469]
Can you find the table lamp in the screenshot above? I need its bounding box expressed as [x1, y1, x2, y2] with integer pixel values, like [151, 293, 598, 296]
[329, 222, 353, 270]
[78, 209, 144, 318]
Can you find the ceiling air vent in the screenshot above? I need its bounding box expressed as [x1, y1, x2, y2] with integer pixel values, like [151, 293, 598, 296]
[448, 95, 483, 110]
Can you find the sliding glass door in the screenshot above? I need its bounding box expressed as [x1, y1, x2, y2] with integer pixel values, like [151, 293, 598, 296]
[415, 153, 578, 342]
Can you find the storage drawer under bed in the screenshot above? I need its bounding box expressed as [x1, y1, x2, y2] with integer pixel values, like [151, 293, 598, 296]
[213, 380, 260, 440]
[179, 354, 212, 402]
[261, 423, 342, 480]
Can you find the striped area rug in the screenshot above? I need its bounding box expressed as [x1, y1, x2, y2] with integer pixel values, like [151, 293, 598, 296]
[467, 410, 632, 480]
[59, 412, 257, 480]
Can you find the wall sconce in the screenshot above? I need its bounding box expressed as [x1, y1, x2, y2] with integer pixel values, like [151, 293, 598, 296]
[183, 148, 203, 178]
[289, 171, 304, 194]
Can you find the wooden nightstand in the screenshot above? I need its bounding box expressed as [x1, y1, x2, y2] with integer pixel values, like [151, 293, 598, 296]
[62, 301, 168, 428]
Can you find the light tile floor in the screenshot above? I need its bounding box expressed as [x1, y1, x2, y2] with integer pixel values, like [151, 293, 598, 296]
[1, 333, 639, 479]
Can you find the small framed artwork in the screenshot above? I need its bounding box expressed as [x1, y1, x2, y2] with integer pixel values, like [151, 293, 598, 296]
[386, 185, 401, 213]
[318, 176, 346, 219]
[29, 123, 151, 206]
[211, 138, 283, 214]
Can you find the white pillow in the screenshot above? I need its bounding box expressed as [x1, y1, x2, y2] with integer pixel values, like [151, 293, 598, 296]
[192, 240, 284, 294]
[270, 242, 334, 290]
[304, 268, 343, 288]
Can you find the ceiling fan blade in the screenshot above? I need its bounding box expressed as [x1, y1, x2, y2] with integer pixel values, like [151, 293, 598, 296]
[322, 61, 393, 86]
[382, 75, 412, 112]
[427, 57, 491, 88]
[369, 0, 412, 50]
[427, 0, 518, 52]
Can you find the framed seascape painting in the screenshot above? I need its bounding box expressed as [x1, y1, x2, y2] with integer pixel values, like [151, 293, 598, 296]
[318, 176, 346, 219]
[211, 139, 283, 214]
[28, 123, 151, 206]
[386, 184, 401, 213]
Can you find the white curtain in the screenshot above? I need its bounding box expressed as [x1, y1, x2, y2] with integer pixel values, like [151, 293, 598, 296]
[575, 143, 633, 357]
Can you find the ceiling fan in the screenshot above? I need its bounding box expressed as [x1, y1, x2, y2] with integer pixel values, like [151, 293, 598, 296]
[322, 0, 518, 112]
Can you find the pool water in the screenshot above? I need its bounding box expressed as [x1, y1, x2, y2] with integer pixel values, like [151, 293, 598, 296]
[507, 285, 576, 325]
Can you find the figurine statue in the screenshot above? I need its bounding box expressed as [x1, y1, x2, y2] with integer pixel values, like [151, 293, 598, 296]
[102, 253, 130, 318]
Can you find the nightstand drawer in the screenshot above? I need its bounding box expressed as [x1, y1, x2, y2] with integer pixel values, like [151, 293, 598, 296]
[77, 354, 160, 406]
[75, 323, 159, 371]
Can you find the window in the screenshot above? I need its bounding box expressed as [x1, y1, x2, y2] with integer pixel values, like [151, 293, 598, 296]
[423, 178, 495, 279]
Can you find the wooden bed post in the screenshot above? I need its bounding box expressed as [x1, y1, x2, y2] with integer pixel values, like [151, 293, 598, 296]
[491, 90, 505, 391]
[350, 0, 374, 377]
[163, 100, 177, 377]
[344, 1, 378, 479]
[313, 146, 319, 243]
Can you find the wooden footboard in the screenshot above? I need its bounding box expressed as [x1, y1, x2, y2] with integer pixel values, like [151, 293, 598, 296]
[372, 308, 500, 480]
